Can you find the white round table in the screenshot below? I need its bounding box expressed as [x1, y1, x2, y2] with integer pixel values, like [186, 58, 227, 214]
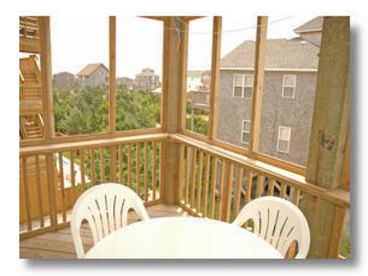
[84, 217, 283, 259]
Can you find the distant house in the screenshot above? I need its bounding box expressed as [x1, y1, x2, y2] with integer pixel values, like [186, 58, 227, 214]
[187, 70, 211, 113]
[217, 18, 322, 166]
[117, 77, 134, 90]
[133, 68, 160, 91]
[53, 72, 78, 91]
[187, 70, 211, 92]
[76, 63, 109, 92]
[293, 17, 323, 47]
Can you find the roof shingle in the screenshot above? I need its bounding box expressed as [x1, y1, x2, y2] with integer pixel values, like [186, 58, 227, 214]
[220, 38, 319, 70]
[77, 63, 108, 76]
[293, 17, 323, 34]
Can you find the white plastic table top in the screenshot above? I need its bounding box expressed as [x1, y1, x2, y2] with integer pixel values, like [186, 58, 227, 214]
[84, 217, 283, 259]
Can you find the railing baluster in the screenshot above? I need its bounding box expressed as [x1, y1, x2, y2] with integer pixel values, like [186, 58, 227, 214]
[280, 181, 287, 199]
[217, 160, 226, 221]
[35, 155, 44, 227]
[110, 146, 117, 183]
[136, 143, 141, 196]
[58, 152, 66, 222]
[47, 153, 58, 227]
[159, 141, 163, 199]
[234, 167, 243, 216]
[209, 157, 218, 219]
[80, 149, 85, 192]
[91, 149, 95, 186]
[184, 146, 191, 205]
[293, 188, 301, 206]
[178, 144, 185, 203]
[22, 157, 32, 231]
[70, 151, 76, 202]
[224, 162, 234, 222]
[100, 147, 105, 183]
[152, 142, 157, 200]
[245, 170, 253, 204]
[202, 153, 211, 217]
[267, 177, 275, 196]
[196, 151, 204, 213]
[190, 148, 197, 209]
[144, 142, 149, 201]
[255, 174, 263, 198]
[128, 144, 132, 188]
[118, 145, 123, 183]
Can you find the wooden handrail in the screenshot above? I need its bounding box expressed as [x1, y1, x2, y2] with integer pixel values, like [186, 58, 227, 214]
[170, 133, 350, 209]
[19, 131, 350, 208]
[19, 133, 169, 156]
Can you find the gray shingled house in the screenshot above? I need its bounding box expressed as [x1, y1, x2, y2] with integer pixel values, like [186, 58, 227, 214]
[76, 63, 109, 92]
[217, 18, 322, 167]
[133, 68, 160, 91]
[53, 72, 79, 91]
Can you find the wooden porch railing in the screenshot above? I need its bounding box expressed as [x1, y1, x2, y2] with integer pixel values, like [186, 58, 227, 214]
[172, 133, 350, 218]
[19, 133, 167, 239]
[19, 133, 349, 244]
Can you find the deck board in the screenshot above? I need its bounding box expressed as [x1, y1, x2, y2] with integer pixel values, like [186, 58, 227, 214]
[20, 204, 189, 259]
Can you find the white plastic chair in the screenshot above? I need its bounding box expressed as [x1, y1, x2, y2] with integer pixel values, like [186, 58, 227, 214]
[232, 196, 310, 258]
[70, 183, 150, 258]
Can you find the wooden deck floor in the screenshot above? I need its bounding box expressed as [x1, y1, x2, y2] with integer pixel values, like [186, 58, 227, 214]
[20, 204, 189, 259]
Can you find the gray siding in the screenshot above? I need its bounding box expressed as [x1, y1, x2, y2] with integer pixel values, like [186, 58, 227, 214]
[78, 66, 109, 91]
[217, 70, 317, 166]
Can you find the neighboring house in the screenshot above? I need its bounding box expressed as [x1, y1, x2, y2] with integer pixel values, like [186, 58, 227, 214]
[53, 72, 79, 91]
[133, 68, 160, 91]
[187, 70, 211, 92]
[187, 70, 211, 113]
[191, 91, 210, 112]
[217, 18, 321, 167]
[117, 77, 134, 90]
[76, 63, 109, 92]
[293, 17, 323, 47]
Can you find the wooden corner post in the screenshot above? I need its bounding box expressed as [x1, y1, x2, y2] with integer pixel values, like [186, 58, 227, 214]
[38, 16, 58, 227]
[208, 16, 222, 140]
[249, 16, 268, 153]
[300, 17, 350, 258]
[160, 17, 188, 204]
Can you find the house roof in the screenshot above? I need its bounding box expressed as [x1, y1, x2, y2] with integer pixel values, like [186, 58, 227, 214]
[293, 17, 323, 34]
[77, 63, 108, 76]
[187, 70, 211, 78]
[220, 38, 319, 70]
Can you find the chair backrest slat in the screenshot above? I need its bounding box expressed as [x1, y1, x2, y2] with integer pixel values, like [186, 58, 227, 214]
[70, 183, 150, 258]
[232, 196, 310, 258]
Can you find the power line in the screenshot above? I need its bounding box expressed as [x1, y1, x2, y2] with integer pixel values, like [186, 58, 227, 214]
[164, 16, 296, 35]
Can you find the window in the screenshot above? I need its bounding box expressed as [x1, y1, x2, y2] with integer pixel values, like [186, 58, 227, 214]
[282, 74, 296, 98]
[277, 126, 291, 153]
[241, 120, 250, 145]
[233, 74, 253, 98]
[185, 16, 213, 136]
[116, 16, 163, 131]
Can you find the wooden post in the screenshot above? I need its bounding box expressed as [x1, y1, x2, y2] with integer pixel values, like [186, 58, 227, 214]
[208, 16, 222, 140]
[161, 17, 188, 204]
[38, 16, 57, 227]
[38, 16, 54, 140]
[300, 17, 350, 258]
[109, 16, 116, 135]
[249, 16, 268, 153]
[46, 153, 58, 227]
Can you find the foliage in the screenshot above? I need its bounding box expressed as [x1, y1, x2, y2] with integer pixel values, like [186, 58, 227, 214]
[186, 115, 208, 135]
[54, 86, 162, 192]
[53, 86, 161, 135]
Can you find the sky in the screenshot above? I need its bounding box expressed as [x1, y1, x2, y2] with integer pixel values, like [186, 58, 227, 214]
[50, 15, 315, 80]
